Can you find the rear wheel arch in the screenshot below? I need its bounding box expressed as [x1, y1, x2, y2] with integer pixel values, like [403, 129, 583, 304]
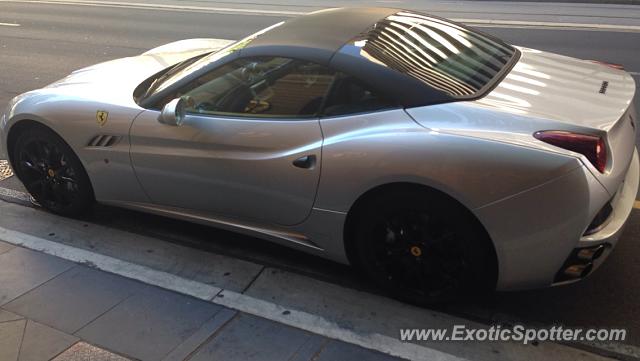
[343, 182, 499, 289]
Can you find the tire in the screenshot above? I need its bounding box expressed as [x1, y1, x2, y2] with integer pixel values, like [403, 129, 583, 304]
[12, 124, 94, 217]
[352, 188, 495, 305]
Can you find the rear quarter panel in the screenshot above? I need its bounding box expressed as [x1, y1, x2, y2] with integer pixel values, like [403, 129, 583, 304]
[316, 108, 602, 289]
[316, 108, 582, 213]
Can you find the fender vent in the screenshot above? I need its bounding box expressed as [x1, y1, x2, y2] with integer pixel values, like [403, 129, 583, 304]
[88, 135, 121, 147]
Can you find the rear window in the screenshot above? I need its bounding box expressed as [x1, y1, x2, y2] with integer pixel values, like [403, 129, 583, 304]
[339, 11, 517, 98]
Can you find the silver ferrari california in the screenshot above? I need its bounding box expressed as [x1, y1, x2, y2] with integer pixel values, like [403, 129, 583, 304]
[1, 8, 637, 303]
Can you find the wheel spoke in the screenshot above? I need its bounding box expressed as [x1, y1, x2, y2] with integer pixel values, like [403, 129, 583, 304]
[27, 179, 45, 191]
[34, 141, 47, 162]
[20, 160, 43, 176]
[51, 183, 64, 203]
[51, 182, 74, 205]
[58, 176, 77, 184]
[40, 180, 50, 200]
[21, 146, 43, 169]
[61, 181, 78, 201]
[43, 142, 56, 164]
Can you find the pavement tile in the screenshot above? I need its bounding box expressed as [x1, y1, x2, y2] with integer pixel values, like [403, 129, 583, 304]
[0, 240, 15, 255]
[188, 313, 317, 361]
[313, 340, 406, 361]
[0, 247, 74, 306]
[0, 319, 25, 361]
[0, 309, 23, 323]
[18, 320, 78, 361]
[76, 286, 221, 361]
[52, 342, 131, 361]
[288, 334, 328, 361]
[161, 308, 237, 361]
[4, 266, 143, 334]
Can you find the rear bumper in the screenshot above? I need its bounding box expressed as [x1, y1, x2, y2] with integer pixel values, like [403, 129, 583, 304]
[553, 148, 639, 285]
[476, 149, 639, 291]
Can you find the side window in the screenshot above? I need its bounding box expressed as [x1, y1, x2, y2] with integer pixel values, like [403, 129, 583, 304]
[180, 57, 335, 118]
[322, 74, 397, 116]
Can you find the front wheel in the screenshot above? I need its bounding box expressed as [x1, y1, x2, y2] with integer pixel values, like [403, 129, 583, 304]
[12, 125, 94, 217]
[352, 189, 496, 305]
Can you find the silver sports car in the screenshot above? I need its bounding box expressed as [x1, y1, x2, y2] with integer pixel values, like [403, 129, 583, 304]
[1, 8, 637, 303]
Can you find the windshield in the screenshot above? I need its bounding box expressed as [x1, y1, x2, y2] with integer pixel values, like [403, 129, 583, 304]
[142, 21, 285, 99]
[339, 11, 516, 98]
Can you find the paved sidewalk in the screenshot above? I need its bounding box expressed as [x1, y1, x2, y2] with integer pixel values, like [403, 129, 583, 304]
[0, 240, 403, 361]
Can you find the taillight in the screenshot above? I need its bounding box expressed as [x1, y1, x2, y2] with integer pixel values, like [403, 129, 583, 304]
[589, 60, 625, 70]
[534, 131, 607, 173]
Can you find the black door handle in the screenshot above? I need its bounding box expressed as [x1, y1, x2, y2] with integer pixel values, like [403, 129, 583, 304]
[293, 155, 316, 169]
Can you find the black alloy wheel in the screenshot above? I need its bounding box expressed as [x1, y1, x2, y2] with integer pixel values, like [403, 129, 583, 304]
[353, 189, 495, 305]
[12, 125, 94, 216]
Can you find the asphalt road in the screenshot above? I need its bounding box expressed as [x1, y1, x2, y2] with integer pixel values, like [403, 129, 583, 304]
[1, 0, 640, 352]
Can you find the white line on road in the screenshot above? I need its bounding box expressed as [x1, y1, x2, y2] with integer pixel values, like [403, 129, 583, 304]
[3, 0, 640, 32]
[1, 0, 306, 16]
[457, 18, 640, 32]
[0, 22, 20, 27]
[0, 223, 464, 361]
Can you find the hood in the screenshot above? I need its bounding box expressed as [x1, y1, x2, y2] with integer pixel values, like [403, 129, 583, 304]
[473, 47, 636, 132]
[44, 38, 234, 105]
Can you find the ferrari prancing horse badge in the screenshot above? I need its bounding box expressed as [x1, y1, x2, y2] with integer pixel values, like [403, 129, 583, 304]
[96, 110, 109, 126]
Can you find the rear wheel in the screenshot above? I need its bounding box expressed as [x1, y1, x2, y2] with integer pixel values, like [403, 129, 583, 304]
[12, 125, 94, 216]
[352, 189, 495, 305]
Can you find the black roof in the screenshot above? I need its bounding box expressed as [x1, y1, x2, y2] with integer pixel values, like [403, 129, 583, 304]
[141, 8, 518, 109]
[240, 7, 456, 107]
[241, 7, 518, 107]
[246, 8, 398, 55]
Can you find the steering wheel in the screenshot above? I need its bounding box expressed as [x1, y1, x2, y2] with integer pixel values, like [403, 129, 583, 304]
[241, 62, 265, 83]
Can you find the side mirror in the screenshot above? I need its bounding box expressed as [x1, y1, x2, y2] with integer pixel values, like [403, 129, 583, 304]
[158, 98, 186, 126]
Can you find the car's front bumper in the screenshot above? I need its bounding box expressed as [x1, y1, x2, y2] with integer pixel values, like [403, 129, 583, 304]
[475, 149, 639, 291]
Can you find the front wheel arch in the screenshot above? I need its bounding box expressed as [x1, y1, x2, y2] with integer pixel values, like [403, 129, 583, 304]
[343, 182, 499, 293]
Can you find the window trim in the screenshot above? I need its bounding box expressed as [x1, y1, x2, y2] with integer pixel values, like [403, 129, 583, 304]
[318, 106, 403, 120]
[183, 110, 321, 121]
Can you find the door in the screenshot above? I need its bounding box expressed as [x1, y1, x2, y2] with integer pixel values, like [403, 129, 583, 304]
[130, 56, 335, 225]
